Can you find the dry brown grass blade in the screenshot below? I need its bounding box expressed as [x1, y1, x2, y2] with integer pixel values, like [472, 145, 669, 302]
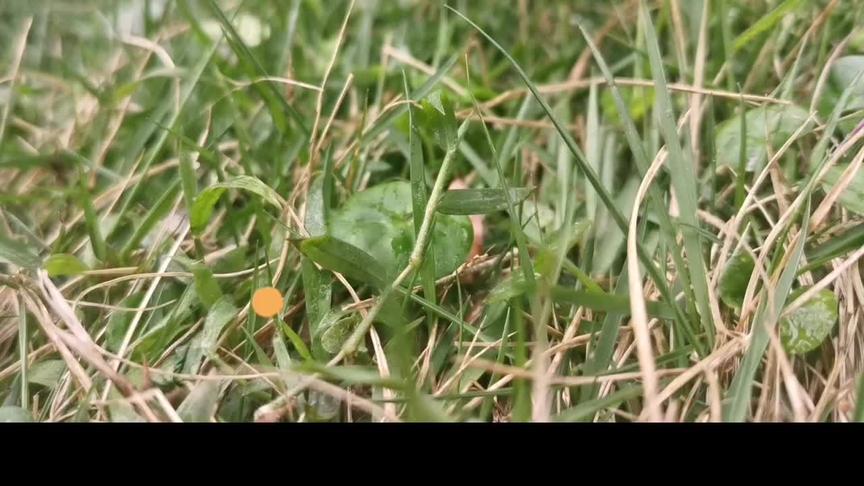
[626, 143, 668, 422]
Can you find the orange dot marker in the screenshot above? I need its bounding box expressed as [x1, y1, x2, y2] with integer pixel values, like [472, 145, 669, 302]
[252, 287, 284, 318]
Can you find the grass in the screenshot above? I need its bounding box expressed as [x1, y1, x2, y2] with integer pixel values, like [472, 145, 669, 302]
[1, 0, 864, 422]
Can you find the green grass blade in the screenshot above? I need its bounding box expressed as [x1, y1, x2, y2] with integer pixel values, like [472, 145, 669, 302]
[640, 2, 714, 344]
[724, 198, 811, 421]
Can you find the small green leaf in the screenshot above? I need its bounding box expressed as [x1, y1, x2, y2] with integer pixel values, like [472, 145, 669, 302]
[327, 181, 473, 279]
[437, 188, 532, 215]
[555, 385, 644, 422]
[820, 164, 864, 216]
[806, 223, 864, 266]
[189, 188, 224, 234]
[313, 310, 359, 357]
[303, 364, 393, 387]
[191, 176, 284, 233]
[406, 390, 454, 422]
[184, 296, 238, 374]
[298, 235, 390, 289]
[28, 360, 66, 388]
[488, 272, 532, 304]
[44, 253, 89, 277]
[0, 406, 33, 422]
[278, 321, 314, 362]
[780, 288, 838, 355]
[304, 175, 328, 237]
[191, 264, 223, 310]
[0, 232, 41, 269]
[550, 286, 677, 320]
[718, 251, 756, 311]
[106, 293, 144, 352]
[600, 88, 654, 126]
[421, 91, 458, 150]
[714, 104, 811, 172]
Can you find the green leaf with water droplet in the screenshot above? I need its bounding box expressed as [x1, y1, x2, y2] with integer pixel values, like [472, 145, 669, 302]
[780, 288, 838, 355]
[311, 310, 360, 358]
[328, 181, 473, 279]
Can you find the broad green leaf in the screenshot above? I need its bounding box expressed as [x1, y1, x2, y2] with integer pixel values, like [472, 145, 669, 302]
[780, 288, 838, 355]
[0, 406, 33, 422]
[0, 232, 41, 269]
[327, 181, 473, 279]
[714, 105, 811, 172]
[718, 251, 756, 311]
[820, 164, 864, 216]
[27, 360, 66, 388]
[44, 254, 89, 277]
[437, 188, 532, 215]
[298, 235, 389, 289]
[190, 176, 284, 233]
[177, 379, 222, 422]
